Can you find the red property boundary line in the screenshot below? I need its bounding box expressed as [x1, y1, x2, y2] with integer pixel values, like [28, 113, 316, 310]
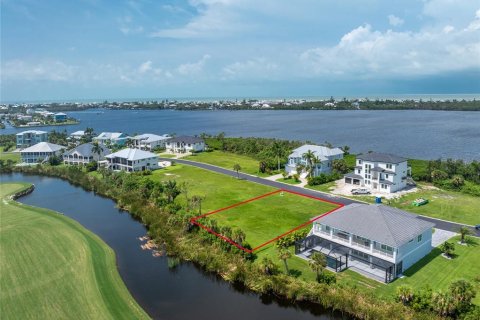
[190, 189, 344, 253]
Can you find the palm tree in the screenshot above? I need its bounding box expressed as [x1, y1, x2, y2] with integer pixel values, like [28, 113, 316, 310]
[309, 252, 327, 281]
[449, 279, 475, 310]
[396, 285, 414, 305]
[271, 141, 283, 171]
[458, 226, 472, 244]
[91, 141, 104, 162]
[432, 291, 455, 317]
[233, 163, 241, 179]
[260, 257, 278, 275]
[302, 149, 316, 178]
[164, 180, 180, 203]
[231, 228, 246, 245]
[440, 241, 455, 258]
[190, 195, 205, 214]
[277, 248, 291, 274]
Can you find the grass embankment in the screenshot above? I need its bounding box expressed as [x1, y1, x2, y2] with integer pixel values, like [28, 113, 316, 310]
[183, 150, 271, 177]
[0, 183, 149, 320]
[0, 146, 20, 163]
[375, 236, 480, 305]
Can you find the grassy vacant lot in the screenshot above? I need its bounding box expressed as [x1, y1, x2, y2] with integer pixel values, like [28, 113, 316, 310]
[183, 150, 269, 176]
[389, 184, 480, 226]
[0, 146, 20, 163]
[209, 191, 338, 248]
[376, 236, 480, 305]
[0, 183, 149, 320]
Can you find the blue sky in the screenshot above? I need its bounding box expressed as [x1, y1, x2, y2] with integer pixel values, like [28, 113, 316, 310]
[1, 0, 479, 102]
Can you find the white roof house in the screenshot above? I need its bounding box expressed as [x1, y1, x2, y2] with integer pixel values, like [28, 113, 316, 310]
[286, 144, 344, 177]
[132, 133, 171, 150]
[20, 142, 65, 164]
[288, 144, 344, 162]
[104, 148, 159, 172]
[21, 142, 64, 153]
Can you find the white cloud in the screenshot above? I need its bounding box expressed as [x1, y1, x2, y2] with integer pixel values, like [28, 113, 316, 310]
[138, 60, 152, 73]
[177, 54, 211, 75]
[388, 14, 404, 27]
[222, 58, 278, 80]
[1, 60, 77, 81]
[300, 10, 480, 78]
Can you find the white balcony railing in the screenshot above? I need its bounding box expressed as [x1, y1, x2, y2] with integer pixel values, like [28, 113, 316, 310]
[372, 248, 394, 258]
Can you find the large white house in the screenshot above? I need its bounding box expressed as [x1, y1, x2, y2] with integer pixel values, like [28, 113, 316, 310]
[16, 130, 48, 148]
[104, 148, 159, 172]
[296, 203, 434, 283]
[131, 133, 171, 150]
[20, 142, 65, 164]
[93, 132, 129, 146]
[63, 143, 110, 165]
[344, 152, 410, 193]
[285, 144, 344, 177]
[165, 136, 205, 153]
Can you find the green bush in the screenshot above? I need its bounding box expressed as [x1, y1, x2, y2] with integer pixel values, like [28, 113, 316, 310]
[307, 172, 341, 186]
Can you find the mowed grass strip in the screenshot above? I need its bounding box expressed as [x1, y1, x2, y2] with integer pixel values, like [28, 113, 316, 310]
[0, 183, 149, 320]
[208, 191, 339, 248]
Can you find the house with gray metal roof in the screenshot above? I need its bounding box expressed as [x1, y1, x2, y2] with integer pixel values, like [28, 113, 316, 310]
[63, 143, 110, 165]
[20, 142, 65, 164]
[165, 136, 205, 153]
[132, 133, 171, 150]
[296, 203, 434, 282]
[285, 144, 344, 177]
[93, 132, 129, 146]
[104, 148, 159, 172]
[344, 152, 410, 193]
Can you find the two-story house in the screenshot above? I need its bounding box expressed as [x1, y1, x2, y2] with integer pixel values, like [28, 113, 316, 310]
[296, 203, 434, 282]
[285, 144, 344, 177]
[104, 148, 159, 172]
[165, 136, 205, 153]
[344, 152, 410, 193]
[20, 142, 65, 164]
[16, 130, 48, 148]
[131, 133, 171, 150]
[93, 132, 129, 146]
[63, 143, 110, 165]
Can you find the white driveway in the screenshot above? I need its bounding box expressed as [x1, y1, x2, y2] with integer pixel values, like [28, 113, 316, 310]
[431, 229, 457, 247]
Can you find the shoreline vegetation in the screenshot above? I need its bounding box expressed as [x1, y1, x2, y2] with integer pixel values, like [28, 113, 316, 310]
[0, 182, 150, 320]
[1, 97, 480, 112]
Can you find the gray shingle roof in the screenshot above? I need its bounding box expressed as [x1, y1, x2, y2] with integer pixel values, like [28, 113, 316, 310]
[63, 143, 110, 158]
[317, 203, 434, 247]
[357, 152, 407, 164]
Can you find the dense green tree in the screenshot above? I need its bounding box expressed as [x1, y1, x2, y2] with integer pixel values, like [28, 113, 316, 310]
[309, 252, 327, 281]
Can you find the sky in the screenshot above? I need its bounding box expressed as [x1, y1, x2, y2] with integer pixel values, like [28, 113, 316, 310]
[1, 0, 480, 102]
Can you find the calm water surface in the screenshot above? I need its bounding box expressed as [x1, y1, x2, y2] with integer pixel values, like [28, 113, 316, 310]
[3, 109, 479, 160]
[1, 173, 345, 320]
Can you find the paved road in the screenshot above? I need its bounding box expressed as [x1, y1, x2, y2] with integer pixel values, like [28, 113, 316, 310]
[160, 158, 479, 237]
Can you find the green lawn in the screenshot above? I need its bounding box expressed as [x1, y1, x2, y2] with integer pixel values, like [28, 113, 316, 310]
[275, 177, 301, 185]
[156, 153, 177, 158]
[183, 150, 269, 176]
[375, 236, 480, 305]
[0, 146, 20, 163]
[210, 191, 338, 248]
[0, 183, 149, 320]
[305, 181, 337, 193]
[389, 184, 480, 225]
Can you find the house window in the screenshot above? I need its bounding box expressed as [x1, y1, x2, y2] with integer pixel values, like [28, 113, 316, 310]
[418, 234, 422, 242]
[385, 174, 389, 179]
[358, 160, 362, 165]
[357, 169, 361, 174]
[386, 164, 392, 169]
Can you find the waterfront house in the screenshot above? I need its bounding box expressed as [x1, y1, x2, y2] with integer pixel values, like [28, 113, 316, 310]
[165, 136, 205, 153]
[54, 113, 67, 122]
[63, 143, 110, 165]
[285, 144, 344, 177]
[296, 203, 434, 282]
[132, 133, 171, 150]
[20, 142, 65, 164]
[93, 132, 129, 146]
[69, 130, 85, 141]
[344, 152, 410, 193]
[16, 130, 48, 148]
[104, 148, 159, 172]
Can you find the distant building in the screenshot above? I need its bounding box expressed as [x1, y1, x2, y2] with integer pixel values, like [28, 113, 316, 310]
[54, 113, 67, 122]
[296, 203, 434, 283]
[16, 130, 48, 148]
[104, 148, 159, 172]
[165, 136, 205, 153]
[285, 144, 344, 177]
[69, 130, 85, 141]
[344, 152, 410, 193]
[63, 143, 110, 165]
[132, 133, 171, 150]
[20, 142, 65, 163]
[93, 132, 129, 146]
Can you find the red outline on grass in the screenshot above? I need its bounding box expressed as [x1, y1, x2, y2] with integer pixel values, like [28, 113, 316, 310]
[190, 189, 344, 253]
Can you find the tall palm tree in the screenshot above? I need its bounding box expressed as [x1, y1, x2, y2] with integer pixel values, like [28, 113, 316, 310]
[233, 163, 241, 179]
[302, 149, 317, 178]
[458, 226, 472, 244]
[164, 180, 180, 203]
[277, 248, 291, 274]
[271, 141, 283, 171]
[91, 141, 104, 162]
[309, 252, 327, 281]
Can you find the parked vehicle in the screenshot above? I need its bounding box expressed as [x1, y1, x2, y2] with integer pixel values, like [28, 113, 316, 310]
[351, 188, 371, 195]
[475, 224, 480, 230]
